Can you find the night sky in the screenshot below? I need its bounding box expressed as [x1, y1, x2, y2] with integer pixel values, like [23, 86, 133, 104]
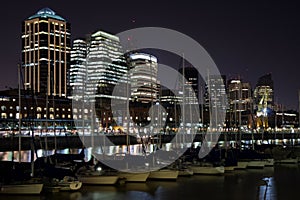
[1, 0, 299, 109]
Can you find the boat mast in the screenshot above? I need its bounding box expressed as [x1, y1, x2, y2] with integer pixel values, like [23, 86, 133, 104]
[182, 53, 185, 144]
[18, 64, 22, 163]
[126, 54, 130, 154]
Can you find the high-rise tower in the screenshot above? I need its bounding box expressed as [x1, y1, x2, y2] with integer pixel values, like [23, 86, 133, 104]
[127, 53, 158, 103]
[22, 8, 71, 97]
[70, 38, 87, 99]
[85, 30, 128, 102]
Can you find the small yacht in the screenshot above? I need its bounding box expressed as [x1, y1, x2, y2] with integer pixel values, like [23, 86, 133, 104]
[148, 169, 179, 180]
[0, 183, 44, 195]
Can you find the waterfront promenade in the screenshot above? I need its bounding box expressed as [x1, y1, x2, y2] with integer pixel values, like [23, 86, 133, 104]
[0, 132, 299, 152]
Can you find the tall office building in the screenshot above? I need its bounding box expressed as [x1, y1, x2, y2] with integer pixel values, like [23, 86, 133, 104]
[22, 8, 71, 97]
[70, 38, 87, 99]
[85, 30, 128, 101]
[204, 74, 227, 128]
[178, 66, 199, 104]
[205, 75, 227, 109]
[127, 53, 158, 103]
[227, 78, 252, 112]
[227, 78, 252, 127]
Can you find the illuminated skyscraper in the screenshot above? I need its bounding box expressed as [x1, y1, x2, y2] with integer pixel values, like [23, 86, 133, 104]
[227, 78, 252, 127]
[127, 53, 158, 103]
[205, 75, 227, 109]
[178, 66, 199, 104]
[70, 38, 87, 99]
[85, 30, 128, 101]
[22, 8, 71, 97]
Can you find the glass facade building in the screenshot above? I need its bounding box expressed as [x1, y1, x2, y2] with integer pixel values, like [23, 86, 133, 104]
[86, 30, 128, 102]
[127, 53, 158, 104]
[70, 38, 87, 100]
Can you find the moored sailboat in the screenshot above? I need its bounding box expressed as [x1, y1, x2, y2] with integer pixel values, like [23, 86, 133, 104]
[0, 183, 44, 195]
[148, 169, 179, 180]
[0, 65, 44, 195]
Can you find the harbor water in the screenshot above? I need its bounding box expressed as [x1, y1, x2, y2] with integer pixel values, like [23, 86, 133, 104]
[1, 140, 300, 200]
[0, 164, 299, 200]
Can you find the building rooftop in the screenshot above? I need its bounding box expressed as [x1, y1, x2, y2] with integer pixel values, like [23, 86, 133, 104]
[28, 8, 66, 21]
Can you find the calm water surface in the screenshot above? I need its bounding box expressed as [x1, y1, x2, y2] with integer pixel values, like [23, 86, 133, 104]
[1, 164, 300, 200]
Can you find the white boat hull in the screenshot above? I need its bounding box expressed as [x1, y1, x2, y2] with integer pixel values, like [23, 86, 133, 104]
[224, 166, 236, 171]
[189, 166, 225, 175]
[264, 159, 274, 167]
[118, 172, 150, 182]
[276, 158, 298, 164]
[0, 183, 43, 195]
[78, 176, 119, 185]
[247, 161, 265, 169]
[148, 170, 179, 180]
[178, 168, 194, 176]
[234, 162, 248, 169]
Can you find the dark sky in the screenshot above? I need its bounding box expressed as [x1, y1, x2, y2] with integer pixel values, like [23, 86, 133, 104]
[1, 0, 300, 109]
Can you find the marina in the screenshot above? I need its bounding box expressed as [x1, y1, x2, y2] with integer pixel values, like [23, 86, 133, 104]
[0, 2, 299, 199]
[1, 134, 300, 198]
[0, 164, 299, 199]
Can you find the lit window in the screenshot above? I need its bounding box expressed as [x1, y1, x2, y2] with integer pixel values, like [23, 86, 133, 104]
[1, 106, 6, 111]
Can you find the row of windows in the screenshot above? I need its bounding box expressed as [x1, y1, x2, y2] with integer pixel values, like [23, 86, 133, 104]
[0, 113, 71, 119]
[1, 105, 71, 112]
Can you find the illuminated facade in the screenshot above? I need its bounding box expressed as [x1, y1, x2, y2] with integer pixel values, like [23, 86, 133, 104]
[178, 66, 199, 104]
[127, 53, 158, 103]
[253, 73, 274, 109]
[253, 73, 274, 129]
[204, 75, 227, 128]
[227, 78, 253, 127]
[205, 75, 227, 109]
[70, 38, 87, 99]
[0, 89, 73, 131]
[22, 8, 71, 97]
[85, 30, 128, 102]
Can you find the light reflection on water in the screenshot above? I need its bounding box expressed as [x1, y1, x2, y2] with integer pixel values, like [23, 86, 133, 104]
[0, 141, 199, 163]
[1, 165, 300, 199]
[1, 138, 299, 163]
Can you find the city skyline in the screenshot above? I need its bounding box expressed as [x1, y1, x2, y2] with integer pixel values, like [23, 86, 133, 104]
[0, 1, 300, 109]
